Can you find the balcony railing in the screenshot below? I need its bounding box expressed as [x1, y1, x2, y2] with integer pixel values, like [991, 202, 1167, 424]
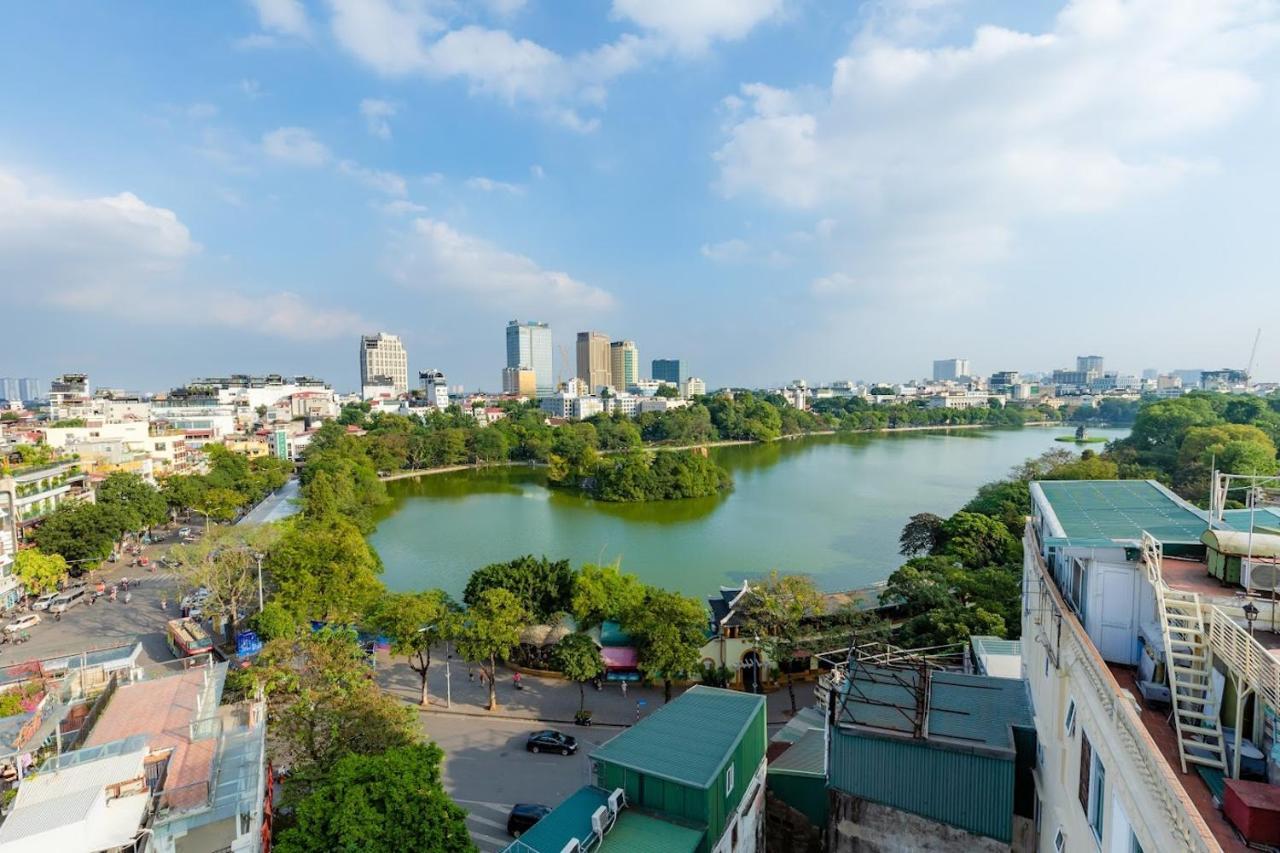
[1207, 606, 1280, 713]
[1025, 522, 1219, 853]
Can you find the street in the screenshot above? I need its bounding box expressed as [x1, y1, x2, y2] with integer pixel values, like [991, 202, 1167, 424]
[424, 715, 614, 852]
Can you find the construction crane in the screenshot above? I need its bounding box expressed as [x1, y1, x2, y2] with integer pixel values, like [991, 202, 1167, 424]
[557, 344, 571, 390]
[1246, 327, 1262, 383]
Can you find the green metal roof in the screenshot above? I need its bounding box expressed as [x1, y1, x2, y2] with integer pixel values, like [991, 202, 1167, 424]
[591, 686, 765, 788]
[504, 786, 610, 853]
[599, 810, 704, 853]
[835, 666, 1032, 754]
[768, 727, 825, 777]
[1035, 480, 1210, 544]
[1220, 508, 1280, 533]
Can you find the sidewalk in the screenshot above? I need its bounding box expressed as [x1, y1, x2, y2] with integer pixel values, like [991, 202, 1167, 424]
[375, 651, 807, 727]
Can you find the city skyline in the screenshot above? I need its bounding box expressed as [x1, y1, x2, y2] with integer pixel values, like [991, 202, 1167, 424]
[2, 2, 1279, 390]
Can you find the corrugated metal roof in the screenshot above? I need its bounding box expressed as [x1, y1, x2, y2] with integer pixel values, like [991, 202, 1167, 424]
[769, 728, 825, 777]
[835, 666, 1032, 754]
[600, 810, 704, 852]
[591, 685, 764, 788]
[1221, 507, 1280, 532]
[0, 747, 148, 845]
[1202, 528, 1280, 558]
[1035, 480, 1210, 543]
[771, 706, 825, 745]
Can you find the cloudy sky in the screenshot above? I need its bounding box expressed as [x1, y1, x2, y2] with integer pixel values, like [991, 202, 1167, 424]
[2, 0, 1278, 392]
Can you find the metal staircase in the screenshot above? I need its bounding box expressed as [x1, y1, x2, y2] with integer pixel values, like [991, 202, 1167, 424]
[1142, 533, 1226, 774]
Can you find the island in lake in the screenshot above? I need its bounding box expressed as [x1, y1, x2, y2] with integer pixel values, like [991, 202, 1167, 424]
[549, 448, 733, 502]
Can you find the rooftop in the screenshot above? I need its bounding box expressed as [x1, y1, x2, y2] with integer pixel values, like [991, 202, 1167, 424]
[1035, 479, 1212, 545]
[835, 665, 1032, 754]
[591, 685, 764, 788]
[503, 786, 704, 853]
[768, 727, 825, 777]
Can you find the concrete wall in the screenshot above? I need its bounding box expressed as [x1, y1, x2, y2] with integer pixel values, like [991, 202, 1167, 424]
[827, 791, 1006, 853]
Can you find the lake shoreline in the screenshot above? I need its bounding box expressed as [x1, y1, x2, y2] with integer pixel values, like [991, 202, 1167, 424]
[378, 420, 1064, 482]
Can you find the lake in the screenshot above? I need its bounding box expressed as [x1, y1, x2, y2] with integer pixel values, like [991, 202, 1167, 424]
[368, 426, 1128, 598]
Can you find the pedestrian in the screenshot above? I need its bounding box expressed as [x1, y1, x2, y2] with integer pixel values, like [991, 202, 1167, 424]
[468, 667, 474, 682]
[161, 597, 167, 611]
[620, 680, 627, 698]
[513, 671, 522, 691]
[124, 592, 132, 605]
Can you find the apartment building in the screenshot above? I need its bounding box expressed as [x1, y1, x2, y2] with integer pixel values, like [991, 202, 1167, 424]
[610, 340, 639, 390]
[576, 331, 613, 393]
[1022, 478, 1280, 852]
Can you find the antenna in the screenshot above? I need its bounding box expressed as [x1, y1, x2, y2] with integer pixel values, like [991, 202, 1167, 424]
[1247, 327, 1262, 384]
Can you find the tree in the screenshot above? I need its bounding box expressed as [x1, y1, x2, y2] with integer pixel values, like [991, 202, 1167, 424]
[96, 471, 168, 533]
[736, 572, 824, 712]
[939, 511, 1020, 569]
[192, 487, 245, 530]
[554, 633, 604, 714]
[32, 501, 133, 570]
[570, 563, 645, 629]
[14, 549, 67, 595]
[455, 588, 527, 711]
[462, 556, 573, 622]
[961, 480, 1031, 539]
[274, 743, 475, 853]
[169, 525, 279, 642]
[655, 384, 680, 399]
[627, 587, 707, 702]
[1175, 424, 1278, 497]
[160, 474, 207, 520]
[266, 517, 385, 624]
[369, 590, 456, 707]
[472, 427, 510, 463]
[898, 512, 944, 556]
[256, 629, 417, 793]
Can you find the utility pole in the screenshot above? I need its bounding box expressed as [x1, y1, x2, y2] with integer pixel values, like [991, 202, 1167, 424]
[254, 553, 265, 613]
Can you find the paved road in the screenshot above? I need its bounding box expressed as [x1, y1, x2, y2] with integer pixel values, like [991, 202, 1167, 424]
[425, 714, 615, 852]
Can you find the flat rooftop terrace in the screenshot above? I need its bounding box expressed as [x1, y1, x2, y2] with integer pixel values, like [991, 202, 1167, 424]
[1037, 480, 1212, 544]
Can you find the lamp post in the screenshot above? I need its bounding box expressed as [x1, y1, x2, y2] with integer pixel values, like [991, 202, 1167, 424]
[1244, 600, 1260, 637]
[254, 552, 265, 613]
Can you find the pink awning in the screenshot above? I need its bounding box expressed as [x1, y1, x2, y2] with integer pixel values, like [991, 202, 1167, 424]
[601, 646, 638, 670]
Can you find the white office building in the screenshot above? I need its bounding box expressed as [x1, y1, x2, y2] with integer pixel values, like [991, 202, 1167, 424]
[682, 377, 706, 398]
[420, 369, 449, 413]
[360, 333, 409, 394]
[932, 359, 970, 381]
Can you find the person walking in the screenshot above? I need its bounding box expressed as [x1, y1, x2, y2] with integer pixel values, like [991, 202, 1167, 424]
[513, 671, 522, 691]
[620, 679, 627, 698]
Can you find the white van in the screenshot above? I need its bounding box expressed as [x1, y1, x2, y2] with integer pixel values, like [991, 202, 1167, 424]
[49, 587, 88, 614]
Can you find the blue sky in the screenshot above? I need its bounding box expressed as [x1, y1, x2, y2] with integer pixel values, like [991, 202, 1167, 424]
[2, 0, 1279, 392]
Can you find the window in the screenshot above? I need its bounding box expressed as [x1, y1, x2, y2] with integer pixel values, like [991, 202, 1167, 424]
[1053, 829, 1066, 853]
[725, 762, 735, 797]
[1079, 731, 1105, 843]
[1064, 698, 1077, 738]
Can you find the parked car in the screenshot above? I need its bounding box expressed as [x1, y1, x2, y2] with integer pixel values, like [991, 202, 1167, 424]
[177, 527, 192, 539]
[507, 804, 551, 837]
[5, 614, 41, 633]
[526, 730, 577, 755]
[30, 592, 59, 611]
[49, 587, 89, 614]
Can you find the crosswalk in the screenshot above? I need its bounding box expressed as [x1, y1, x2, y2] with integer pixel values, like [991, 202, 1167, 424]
[456, 799, 514, 852]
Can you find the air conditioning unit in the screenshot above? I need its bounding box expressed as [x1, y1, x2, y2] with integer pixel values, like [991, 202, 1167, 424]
[1243, 560, 1280, 593]
[559, 840, 581, 853]
[607, 788, 625, 815]
[591, 806, 609, 836]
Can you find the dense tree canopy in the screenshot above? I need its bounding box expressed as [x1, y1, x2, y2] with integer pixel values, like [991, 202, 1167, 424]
[462, 556, 573, 622]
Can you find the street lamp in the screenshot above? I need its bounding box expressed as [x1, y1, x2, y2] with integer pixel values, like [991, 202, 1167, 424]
[1244, 600, 1260, 636]
[253, 552, 265, 613]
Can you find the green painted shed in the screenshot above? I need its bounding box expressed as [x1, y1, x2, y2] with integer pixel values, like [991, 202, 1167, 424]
[1202, 528, 1280, 586]
[591, 686, 767, 853]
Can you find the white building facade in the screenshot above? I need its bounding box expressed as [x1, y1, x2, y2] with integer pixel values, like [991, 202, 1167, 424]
[360, 333, 409, 394]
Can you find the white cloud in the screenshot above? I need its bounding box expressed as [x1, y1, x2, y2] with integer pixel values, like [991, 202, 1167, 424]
[249, 0, 311, 38]
[482, 0, 527, 18]
[715, 0, 1280, 300]
[465, 176, 523, 194]
[377, 199, 428, 216]
[360, 98, 397, 138]
[611, 0, 784, 54]
[0, 169, 366, 341]
[240, 78, 264, 98]
[261, 126, 331, 166]
[338, 160, 408, 196]
[390, 217, 613, 311]
[325, 0, 778, 130]
[700, 238, 750, 262]
[530, 164, 545, 179]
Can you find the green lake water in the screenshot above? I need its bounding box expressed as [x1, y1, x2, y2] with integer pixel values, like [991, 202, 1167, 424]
[368, 427, 1128, 598]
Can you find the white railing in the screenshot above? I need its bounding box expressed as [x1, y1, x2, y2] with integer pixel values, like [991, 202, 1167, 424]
[1207, 606, 1280, 713]
[1026, 524, 1219, 853]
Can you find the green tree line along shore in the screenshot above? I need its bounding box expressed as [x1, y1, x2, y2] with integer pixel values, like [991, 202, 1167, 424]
[14, 390, 1276, 851]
